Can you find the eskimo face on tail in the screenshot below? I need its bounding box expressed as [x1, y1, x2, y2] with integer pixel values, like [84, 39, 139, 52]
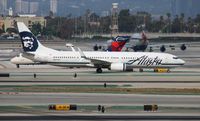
[19, 31, 38, 52]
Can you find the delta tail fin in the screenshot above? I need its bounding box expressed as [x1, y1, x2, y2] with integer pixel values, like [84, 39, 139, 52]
[107, 36, 130, 51]
[17, 22, 41, 53]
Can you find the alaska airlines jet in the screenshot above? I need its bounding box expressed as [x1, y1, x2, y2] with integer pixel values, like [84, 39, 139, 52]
[11, 22, 185, 73]
[129, 31, 148, 51]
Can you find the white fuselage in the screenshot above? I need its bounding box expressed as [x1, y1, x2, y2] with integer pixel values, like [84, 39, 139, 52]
[11, 43, 185, 70]
[32, 47, 184, 69]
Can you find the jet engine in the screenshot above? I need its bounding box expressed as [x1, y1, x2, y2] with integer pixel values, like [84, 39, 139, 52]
[110, 63, 133, 71]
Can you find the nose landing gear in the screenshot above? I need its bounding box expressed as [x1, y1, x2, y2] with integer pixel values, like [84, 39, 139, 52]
[96, 68, 102, 73]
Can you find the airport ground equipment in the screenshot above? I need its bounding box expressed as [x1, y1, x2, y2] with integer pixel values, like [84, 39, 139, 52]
[154, 68, 170, 73]
[144, 105, 158, 111]
[48, 104, 77, 111]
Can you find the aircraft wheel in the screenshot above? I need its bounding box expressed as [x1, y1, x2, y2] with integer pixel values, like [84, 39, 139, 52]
[16, 64, 19, 68]
[149, 47, 153, 52]
[93, 44, 99, 51]
[180, 44, 186, 51]
[160, 45, 166, 52]
[139, 68, 143, 72]
[96, 68, 103, 73]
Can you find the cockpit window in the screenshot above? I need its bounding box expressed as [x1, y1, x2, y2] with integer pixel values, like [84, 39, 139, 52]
[173, 57, 179, 59]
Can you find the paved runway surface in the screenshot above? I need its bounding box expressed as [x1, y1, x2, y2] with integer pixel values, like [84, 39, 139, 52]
[1, 114, 200, 120]
[1, 93, 200, 107]
[1, 67, 200, 88]
[0, 93, 200, 120]
[0, 41, 200, 120]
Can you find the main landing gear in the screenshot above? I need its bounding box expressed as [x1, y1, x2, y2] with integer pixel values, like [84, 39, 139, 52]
[96, 68, 102, 73]
[139, 68, 143, 72]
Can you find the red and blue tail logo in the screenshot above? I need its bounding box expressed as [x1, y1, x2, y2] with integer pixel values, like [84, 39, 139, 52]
[107, 36, 130, 51]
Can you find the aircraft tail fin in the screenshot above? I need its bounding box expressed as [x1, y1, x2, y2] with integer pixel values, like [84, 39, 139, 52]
[107, 36, 130, 51]
[17, 22, 43, 53]
[141, 31, 147, 42]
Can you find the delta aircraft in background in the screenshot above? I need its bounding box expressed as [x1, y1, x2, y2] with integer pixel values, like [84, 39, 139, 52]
[94, 31, 187, 52]
[11, 22, 185, 73]
[127, 31, 187, 52]
[93, 35, 129, 52]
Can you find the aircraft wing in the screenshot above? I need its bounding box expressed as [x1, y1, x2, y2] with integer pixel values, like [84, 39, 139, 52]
[87, 58, 111, 67]
[149, 42, 186, 47]
[78, 48, 111, 67]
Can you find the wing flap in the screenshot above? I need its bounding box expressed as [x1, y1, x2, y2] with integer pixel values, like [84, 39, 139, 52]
[77, 48, 111, 67]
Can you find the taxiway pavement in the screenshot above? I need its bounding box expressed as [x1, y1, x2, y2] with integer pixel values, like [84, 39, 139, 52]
[1, 93, 200, 107]
[0, 41, 200, 120]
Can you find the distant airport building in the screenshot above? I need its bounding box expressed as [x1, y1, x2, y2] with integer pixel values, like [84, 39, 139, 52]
[50, 0, 57, 15]
[0, 15, 46, 32]
[0, 20, 4, 30]
[15, 0, 22, 14]
[110, 3, 119, 36]
[0, 0, 7, 15]
[29, 2, 39, 14]
[15, 0, 39, 15]
[21, 0, 29, 14]
[8, 7, 13, 16]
